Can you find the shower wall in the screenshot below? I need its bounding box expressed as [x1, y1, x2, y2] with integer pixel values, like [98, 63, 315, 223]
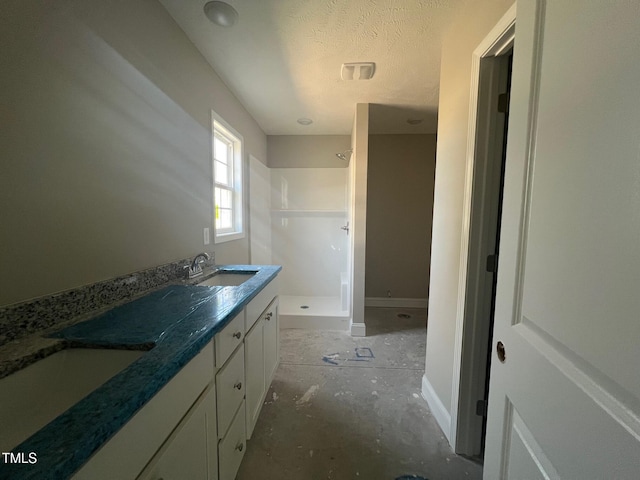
[270, 168, 350, 327]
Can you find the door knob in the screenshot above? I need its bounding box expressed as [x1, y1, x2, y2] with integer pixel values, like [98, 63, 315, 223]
[233, 331, 242, 339]
[496, 341, 506, 363]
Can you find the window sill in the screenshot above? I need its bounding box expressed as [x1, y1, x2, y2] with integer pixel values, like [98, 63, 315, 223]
[214, 231, 245, 244]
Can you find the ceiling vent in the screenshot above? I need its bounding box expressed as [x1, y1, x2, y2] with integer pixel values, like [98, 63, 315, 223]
[341, 62, 376, 80]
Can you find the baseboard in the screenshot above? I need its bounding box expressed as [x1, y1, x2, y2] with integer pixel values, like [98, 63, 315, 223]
[422, 374, 452, 444]
[365, 297, 428, 309]
[280, 314, 349, 331]
[350, 321, 366, 337]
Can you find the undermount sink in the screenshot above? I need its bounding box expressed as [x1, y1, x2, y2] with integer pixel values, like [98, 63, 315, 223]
[197, 271, 256, 287]
[0, 348, 144, 452]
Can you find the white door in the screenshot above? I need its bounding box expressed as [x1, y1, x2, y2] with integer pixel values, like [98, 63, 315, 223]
[484, 1, 640, 478]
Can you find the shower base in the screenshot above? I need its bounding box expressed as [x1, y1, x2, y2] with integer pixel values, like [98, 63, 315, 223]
[279, 295, 349, 330]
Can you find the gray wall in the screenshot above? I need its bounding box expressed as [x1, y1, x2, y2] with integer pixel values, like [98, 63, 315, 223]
[424, 0, 514, 418]
[365, 134, 436, 300]
[0, 0, 266, 306]
[267, 135, 351, 168]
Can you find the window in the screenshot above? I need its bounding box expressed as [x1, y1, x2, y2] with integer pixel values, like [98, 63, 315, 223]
[212, 111, 244, 243]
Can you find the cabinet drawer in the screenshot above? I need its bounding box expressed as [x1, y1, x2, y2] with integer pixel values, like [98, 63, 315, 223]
[218, 400, 246, 480]
[245, 277, 278, 331]
[216, 343, 245, 439]
[215, 311, 245, 368]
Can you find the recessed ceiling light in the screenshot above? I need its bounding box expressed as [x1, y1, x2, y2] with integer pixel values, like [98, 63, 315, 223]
[203, 1, 239, 27]
[407, 118, 423, 125]
[297, 118, 313, 126]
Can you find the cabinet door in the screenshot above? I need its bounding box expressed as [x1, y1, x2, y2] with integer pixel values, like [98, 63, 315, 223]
[137, 384, 218, 480]
[263, 299, 279, 385]
[244, 317, 265, 439]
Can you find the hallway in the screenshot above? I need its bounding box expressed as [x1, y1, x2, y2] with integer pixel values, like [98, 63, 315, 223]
[237, 307, 482, 480]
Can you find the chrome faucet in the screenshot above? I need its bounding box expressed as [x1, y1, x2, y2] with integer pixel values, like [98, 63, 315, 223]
[187, 252, 210, 279]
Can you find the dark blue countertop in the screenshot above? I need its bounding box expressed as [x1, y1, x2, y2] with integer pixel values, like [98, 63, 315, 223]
[1, 265, 281, 480]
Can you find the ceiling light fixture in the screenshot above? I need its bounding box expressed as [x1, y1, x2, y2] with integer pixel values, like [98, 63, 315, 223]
[297, 118, 313, 126]
[203, 1, 239, 27]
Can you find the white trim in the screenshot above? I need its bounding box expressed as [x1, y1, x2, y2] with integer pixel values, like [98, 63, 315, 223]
[422, 374, 452, 443]
[450, 2, 517, 454]
[350, 321, 366, 337]
[365, 297, 428, 309]
[214, 231, 244, 243]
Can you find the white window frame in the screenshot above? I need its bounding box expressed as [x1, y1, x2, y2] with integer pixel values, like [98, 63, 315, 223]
[211, 110, 244, 243]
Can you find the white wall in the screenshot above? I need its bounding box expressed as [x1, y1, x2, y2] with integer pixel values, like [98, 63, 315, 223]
[0, 0, 266, 306]
[270, 168, 348, 297]
[249, 155, 272, 265]
[423, 0, 514, 438]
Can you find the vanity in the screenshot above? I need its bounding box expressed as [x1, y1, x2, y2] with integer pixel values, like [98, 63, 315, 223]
[0, 265, 281, 480]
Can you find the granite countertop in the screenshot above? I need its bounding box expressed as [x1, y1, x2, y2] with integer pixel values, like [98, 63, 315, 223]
[0, 264, 281, 480]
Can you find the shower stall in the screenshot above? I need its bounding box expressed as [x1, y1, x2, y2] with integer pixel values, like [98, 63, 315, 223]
[270, 167, 350, 329]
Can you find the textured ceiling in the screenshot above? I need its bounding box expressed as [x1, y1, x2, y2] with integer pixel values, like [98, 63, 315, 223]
[159, 0, 463, 135]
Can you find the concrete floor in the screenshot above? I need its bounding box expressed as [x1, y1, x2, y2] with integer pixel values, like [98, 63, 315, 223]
[237, 307, 483, 480]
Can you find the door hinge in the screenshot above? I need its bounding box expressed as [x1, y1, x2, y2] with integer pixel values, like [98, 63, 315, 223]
[476, 399, 487, 417]
[498, 93, 510, 114]
[486, 254, 499, 273]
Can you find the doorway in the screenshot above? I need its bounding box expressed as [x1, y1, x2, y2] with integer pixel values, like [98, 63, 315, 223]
[479, 50, 512, 457]
[463, 45, 513, 461]
[449, 7, 516, 459]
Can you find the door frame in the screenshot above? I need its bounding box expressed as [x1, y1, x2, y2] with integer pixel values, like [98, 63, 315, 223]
[450, 3, 516, 456]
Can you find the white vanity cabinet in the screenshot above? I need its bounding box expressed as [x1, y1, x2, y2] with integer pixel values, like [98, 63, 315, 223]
[72, 278, 279, 480]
